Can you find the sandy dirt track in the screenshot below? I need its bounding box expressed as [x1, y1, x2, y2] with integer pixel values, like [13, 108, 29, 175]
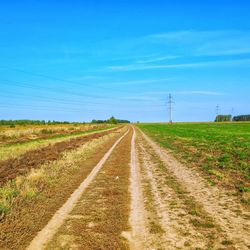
[27, 129, 129, 250]
[125, 127, 148, 249]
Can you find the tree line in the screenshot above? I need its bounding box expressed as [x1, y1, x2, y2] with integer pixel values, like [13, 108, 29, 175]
[0, 117, 130, 126]
[91, 116, 130, 124]
[0, 120, 84, 126]
[215, 114, 250, 122]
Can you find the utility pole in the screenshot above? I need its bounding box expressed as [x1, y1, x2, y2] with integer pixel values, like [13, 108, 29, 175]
[168, 93, 174, 123]
[216, 104, 220, 116]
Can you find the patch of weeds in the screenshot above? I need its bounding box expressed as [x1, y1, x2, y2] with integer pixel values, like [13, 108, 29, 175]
[0, 184, 19, 216]
[169, 200, 178, 208]
[241, 198, 250, 205]
[190, 219, 214, 228]
[41, 129, 54, 134]
[221, 240, 233, 245]
[238, 186, 250, 193]
[21, 186, 39, 200]
[149, 221, 165, 234]
[207, 178, 216, 186]
[188, 209, 200, 216]
[208, 169, 224, 180]
[184, 241, 191, 247]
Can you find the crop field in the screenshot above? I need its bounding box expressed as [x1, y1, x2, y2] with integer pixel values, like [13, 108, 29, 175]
[138, 123, 250, 202]
[0, 123, 249, 249]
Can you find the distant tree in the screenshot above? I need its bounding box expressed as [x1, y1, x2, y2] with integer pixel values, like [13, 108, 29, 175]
[233, 115, 250, 121]
[116, 119, 130, 123]
[215, 115, 232, 122]
[91, 117, 130, 124]
[107, 116, 118, 124]
[91, 119, 106, 124]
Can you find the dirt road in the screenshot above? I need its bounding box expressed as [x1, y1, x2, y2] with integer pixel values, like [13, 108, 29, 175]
[21, 126, 249, 249]
[27, 129, 129, 250]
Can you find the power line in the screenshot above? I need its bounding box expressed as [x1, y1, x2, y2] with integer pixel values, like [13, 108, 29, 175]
[0, 78, 113, 100]
[0, 65, 111, 90]
[0, 92, 110, 107]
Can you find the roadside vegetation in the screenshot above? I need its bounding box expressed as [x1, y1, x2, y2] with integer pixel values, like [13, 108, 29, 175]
[138, 123, 250, 204]
[0, 123, 114, 145]
[0, 124, 116, 161]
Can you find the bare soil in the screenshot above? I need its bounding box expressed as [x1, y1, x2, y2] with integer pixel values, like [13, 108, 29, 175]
[0, 127, 120, 185]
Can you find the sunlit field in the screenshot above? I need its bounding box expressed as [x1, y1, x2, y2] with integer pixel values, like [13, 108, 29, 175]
[138, 122, 250, 203]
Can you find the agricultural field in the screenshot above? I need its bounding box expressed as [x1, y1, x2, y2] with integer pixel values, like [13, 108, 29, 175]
[0, 123, 249, 249]
[138, 122, 250, 203]
[0, 123, 115, 162]
[0, 123, 114, 146]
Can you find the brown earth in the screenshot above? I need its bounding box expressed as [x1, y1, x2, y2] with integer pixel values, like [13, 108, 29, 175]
[0, 127, 120, 186]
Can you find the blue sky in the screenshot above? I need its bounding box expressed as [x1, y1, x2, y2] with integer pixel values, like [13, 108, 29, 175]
[0, 0, 250, 122]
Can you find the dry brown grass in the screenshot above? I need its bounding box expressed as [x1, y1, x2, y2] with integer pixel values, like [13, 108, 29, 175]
[0, 124, 114, 145]
[0, 127, 121, 186]
[0, 125, 118, 162]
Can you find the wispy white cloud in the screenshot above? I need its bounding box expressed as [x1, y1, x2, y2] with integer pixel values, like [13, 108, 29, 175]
[119, 96, 158, 102]
[149, 90, 226, 96]
[97, 78, 173, 86]
[135, 55, 180, 64]
[120, 90, 226, 104]
[107, 58, 250, 72]
[146, 30, 250, 57]
[69, 75, 107, 81]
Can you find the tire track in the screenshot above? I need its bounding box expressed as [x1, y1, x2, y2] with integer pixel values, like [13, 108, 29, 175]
[27, 129, 129, 250]
[125, 127, 149, 250]
[138, 127, 250, 249]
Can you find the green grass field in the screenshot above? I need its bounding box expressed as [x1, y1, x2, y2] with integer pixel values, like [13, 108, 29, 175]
[138, 122, 250, 203]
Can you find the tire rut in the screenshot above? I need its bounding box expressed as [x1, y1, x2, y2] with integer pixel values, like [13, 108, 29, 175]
[27, 129, 129, 250]
[137, 133, 223, 249]
[138, 127, 250, 249]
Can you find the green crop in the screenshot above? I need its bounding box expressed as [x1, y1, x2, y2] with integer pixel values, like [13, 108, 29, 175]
[138, 122, 250, 198]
